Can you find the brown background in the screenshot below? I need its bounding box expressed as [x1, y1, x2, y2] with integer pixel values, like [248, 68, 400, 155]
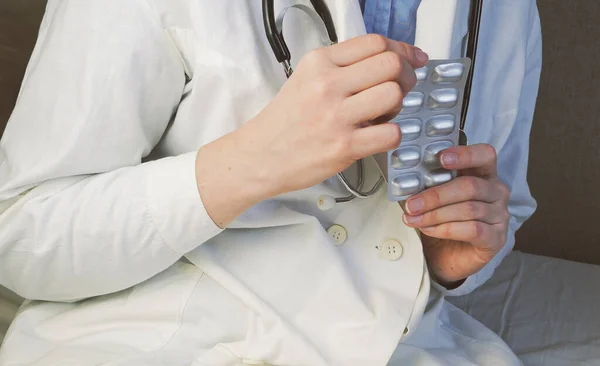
[514, 0, 600, 264]
[0, 0, 46, 136]
[0, 1, 599, 264]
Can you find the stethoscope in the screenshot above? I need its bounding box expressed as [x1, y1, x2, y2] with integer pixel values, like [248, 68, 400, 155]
[263, 0, 484, 209]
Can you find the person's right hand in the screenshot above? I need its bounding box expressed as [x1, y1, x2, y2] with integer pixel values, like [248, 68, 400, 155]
[196, 34, 428, 227]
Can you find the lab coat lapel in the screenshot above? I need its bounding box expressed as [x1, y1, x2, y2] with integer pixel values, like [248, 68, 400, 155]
[414, 0, 468, 59]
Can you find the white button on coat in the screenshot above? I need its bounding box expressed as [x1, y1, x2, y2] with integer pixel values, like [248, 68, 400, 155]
[380, 239, 404, 261]
[327, 224, 347, 245]
[317, 195, 336, 211]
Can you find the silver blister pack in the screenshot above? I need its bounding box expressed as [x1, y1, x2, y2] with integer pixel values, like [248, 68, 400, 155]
[374, 58, 472, 202]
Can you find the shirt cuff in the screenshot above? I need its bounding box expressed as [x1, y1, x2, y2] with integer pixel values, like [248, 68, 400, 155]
[144, 151, 224, 254]
[431, 271, 482, 297]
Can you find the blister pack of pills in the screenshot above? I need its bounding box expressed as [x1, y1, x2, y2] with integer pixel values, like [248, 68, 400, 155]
[374, 58, 472, 202]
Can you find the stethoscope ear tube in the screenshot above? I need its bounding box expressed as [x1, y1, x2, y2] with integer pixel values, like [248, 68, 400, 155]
[263, 0, 338, 66]
[263, 0, 291, 64]
[459, 0, 484, 143]
[308, 0, 338, 44]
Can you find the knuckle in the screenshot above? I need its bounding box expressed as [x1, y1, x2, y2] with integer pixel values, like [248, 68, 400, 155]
[331, 136, 352, 161]
[428, 188, 442, 207]
[300, 48, 325, 67]
[498, 182, 510, 200]
[386, 123, 402, 148]
[493, 226, 508, 247]
[406, 66, 418, 90]
[390, 104, 403, 118]
[465, 147, 476, 166]
[384, 81, 404, 104]
[461, 177, 479, 197]
[466, 202, 481, 219]
[312, 75, 335, 98]
[323, 107, 342, 129]
[483, 144, 498, 162]
[471, 222, 485, 241]
[501, 208, 511, 222]
[402, 43, 417, 61]
[366, 34, 389, 54]
[441, 224, 452, 238]
[381, 51, 403, 76]
[375, 82, 403, 119]
[427, 210, 439, 224]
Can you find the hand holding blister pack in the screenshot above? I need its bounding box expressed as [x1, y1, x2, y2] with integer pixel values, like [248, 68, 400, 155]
[263, 0, 483, 208]
[374, 59, 472, 202]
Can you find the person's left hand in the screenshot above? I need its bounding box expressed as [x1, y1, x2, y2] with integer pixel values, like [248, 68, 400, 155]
[402, 144, 510, 288]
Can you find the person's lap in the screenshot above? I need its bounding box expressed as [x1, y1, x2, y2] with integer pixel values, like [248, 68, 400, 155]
[13, 251, 600, 366]
[1, 262, 520, 366]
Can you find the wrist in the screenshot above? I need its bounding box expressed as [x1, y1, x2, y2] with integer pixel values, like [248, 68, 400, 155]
[433, 273, 466, 290]
[427, 261, 467, 289]
[195, 129, 276, 227]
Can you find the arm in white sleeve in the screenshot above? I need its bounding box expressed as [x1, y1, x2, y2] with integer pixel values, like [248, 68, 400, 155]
[438, 3, 542, 296]
[0, 0, 222, 301]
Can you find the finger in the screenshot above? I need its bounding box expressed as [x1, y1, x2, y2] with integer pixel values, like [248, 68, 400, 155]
[440, 144, 498, 179]
[403, 201, 510, 228]
[420, 221, 501, 246]
[350, 123, 401, 159]
[327, 34, 428, 68]
[340, 52, 417, 95]
[405, 176, 505, 215]
[341, 81, 403, 124]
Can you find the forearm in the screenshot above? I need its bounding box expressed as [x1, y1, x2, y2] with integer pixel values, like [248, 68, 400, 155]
[195, 128, 276, 228]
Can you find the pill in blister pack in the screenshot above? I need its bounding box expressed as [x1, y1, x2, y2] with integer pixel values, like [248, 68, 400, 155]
[374, 58, 472, 202]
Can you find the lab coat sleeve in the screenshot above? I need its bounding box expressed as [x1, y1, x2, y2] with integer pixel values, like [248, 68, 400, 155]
[0, 0, 222, 301]
[436, 3, 542, 296]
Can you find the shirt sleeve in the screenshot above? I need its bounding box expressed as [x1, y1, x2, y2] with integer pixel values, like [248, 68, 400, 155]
[436, 2, 542, 296]
[0, 0, 222, 302]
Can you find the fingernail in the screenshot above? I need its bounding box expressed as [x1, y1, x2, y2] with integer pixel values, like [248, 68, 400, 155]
[407, 198, 424, 214]
[415, 49, 429, 62]
[404, 214, 422, 225]
[441, 153, 457, 166]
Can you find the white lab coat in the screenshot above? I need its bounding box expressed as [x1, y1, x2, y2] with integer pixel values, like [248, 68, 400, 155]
[0, 0, 541, 365]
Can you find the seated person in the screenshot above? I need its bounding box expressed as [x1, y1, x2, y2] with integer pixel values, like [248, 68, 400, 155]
[0, 0, 541, 364]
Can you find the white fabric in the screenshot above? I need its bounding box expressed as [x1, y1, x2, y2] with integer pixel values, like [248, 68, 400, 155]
[0, 287, 21, 346]
[450, 251, 600, 366]
[0, 0, 541, 364]
[5, 252, 600, 365]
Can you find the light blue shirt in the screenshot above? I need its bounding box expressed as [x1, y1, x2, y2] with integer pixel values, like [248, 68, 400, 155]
[359, 0, 422, 45]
